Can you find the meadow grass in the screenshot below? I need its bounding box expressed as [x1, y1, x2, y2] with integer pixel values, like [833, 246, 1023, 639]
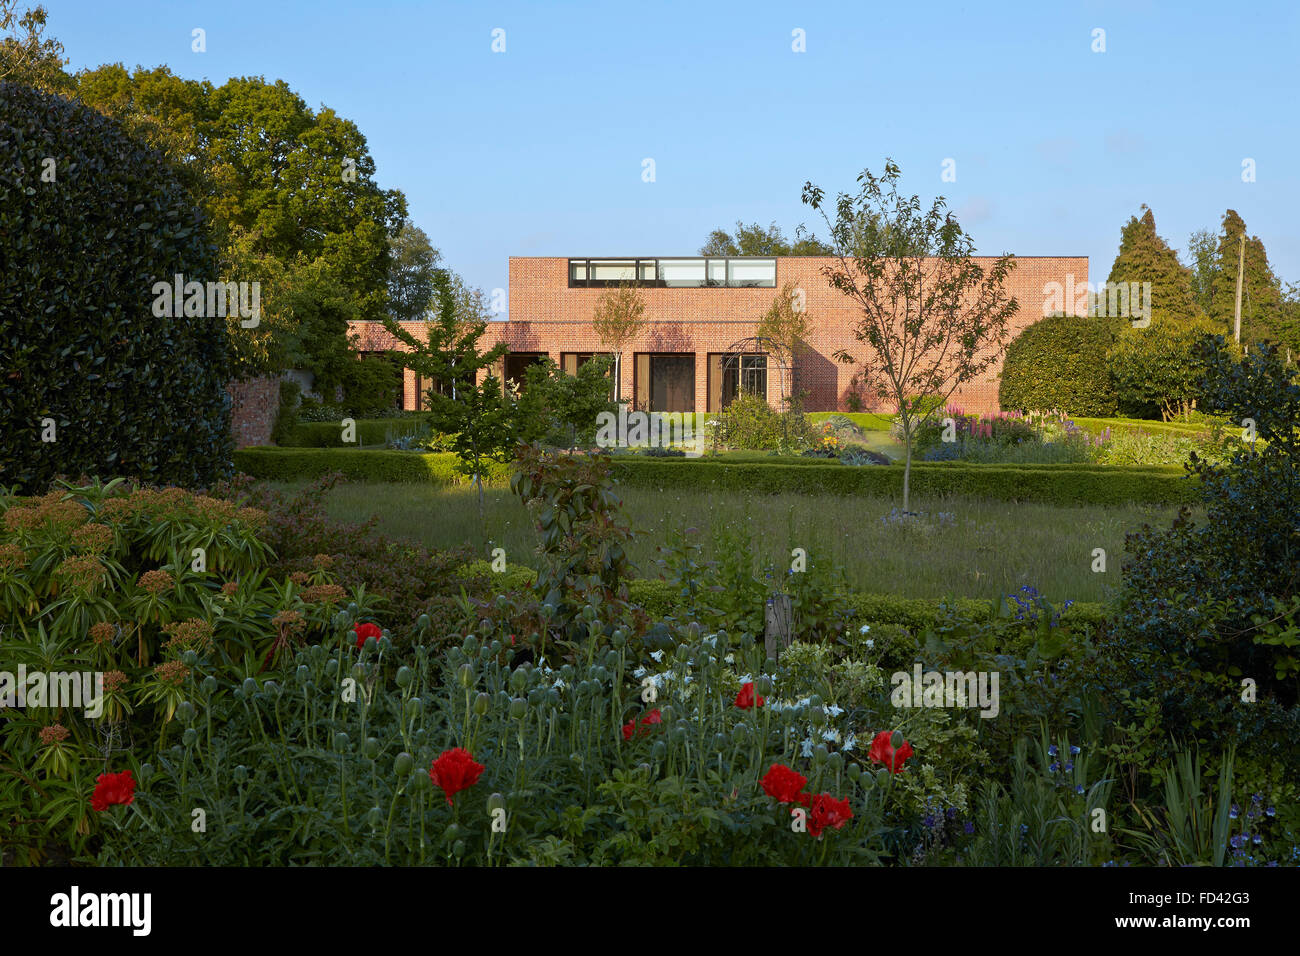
[277, 480, 1186, 604]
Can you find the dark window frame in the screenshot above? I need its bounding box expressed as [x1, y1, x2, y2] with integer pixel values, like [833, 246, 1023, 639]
[567, 257, 776, 289]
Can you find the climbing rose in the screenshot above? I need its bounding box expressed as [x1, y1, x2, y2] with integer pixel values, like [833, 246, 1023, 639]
[353, 622, 382, 650]
[806, 793, 853, 837]
[734, 682, 765, 709]
[429, 748, 485, 805]
[91, 769, 136, 811]
[760, 764, 807, 804]
[867, 730, 914, 773]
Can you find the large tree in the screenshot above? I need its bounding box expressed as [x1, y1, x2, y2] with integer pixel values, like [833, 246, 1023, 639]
[74, 67, 407, 378]
[802, 160, 1018, 511]
[1208, 210, 1287, 349]
[1104, 206, 1198, 323]
[0, 2, 70, 93]
[700, 220, 834, 257]
[387, 220, 442, 323]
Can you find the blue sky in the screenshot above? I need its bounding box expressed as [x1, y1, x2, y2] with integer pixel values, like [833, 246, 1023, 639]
[47, 0, 1300, 309]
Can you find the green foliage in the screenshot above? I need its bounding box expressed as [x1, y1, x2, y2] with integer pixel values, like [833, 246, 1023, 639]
[999, 313, 1122, 416]
[699, 219, 833, 256]
[1208, 210, 1288, 350]
[270, 379, 301, 446]
[516, 355, 617, 448]
[0, 81, 233, 492]
[234, 448, 512, 484]
[386, 219, 440, 323]
[1104, 205, 1198, 323]
[710, 393, 812, 451]
[510, 444, 636, 639]
[1107, 316, 1227, 419]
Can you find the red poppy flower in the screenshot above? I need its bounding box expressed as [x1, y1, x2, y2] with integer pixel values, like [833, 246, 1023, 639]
[867, 730, 914, 773]
[428, 747, 484, 806]
[353, 622, 382, 650]
[90, 769, 136, 811]
[622, 709, 663, 741]
[760, 763, 807, 804]
[734, 682, 765, 709]
[806, 792, 853, 837]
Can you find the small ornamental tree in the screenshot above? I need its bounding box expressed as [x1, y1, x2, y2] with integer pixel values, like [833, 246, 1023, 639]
[755, 281, 810, 400]
[1106, 315, 1228, 420]
[516, 355, 617, 449]
[0, 80, 233, 492]
[802, 160, 1019, 510]
[999, 313, 1122, 416]
[382, 269, 511, 536]
[589, 281, 645, 401]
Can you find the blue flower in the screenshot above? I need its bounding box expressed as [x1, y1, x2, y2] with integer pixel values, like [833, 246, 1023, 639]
[1049, 762, 1060, 773]
[963, 822, 975, 835]
[1230, 804, 1240, 819]
[1069, 745, 1080, 755]
[1075, 785, 1085, 795]
[1047, 745, 1058, 757]
[1064, 761, 1074, 772]
[1267, 806, 1276, 817]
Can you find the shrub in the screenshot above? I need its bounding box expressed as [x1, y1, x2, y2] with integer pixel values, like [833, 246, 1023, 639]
[270, 379, 302, 446]
[1107, 316, 1226, 420]
[998, 313, 1123, 417]
[711, 393, 811, 451]
[0, 81, 232, 491]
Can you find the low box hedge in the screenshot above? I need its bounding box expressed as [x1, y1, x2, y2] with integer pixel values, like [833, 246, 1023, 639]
[233, 447, 511, 485]
[281, 418, 426, 448]
[234, 447, 1197, 504]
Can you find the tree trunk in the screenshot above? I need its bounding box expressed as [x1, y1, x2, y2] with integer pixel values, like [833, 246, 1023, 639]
[902, 416, 913, 512]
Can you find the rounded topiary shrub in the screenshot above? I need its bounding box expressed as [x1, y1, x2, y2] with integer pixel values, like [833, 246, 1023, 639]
[0, 81, 232, 491]
[998, 313, 1123, 417]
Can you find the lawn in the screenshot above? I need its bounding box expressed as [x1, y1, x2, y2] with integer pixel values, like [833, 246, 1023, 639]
[277, 480, 1184, 604]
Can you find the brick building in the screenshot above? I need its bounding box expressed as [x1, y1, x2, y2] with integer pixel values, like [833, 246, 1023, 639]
[351, 255, 1088, 416]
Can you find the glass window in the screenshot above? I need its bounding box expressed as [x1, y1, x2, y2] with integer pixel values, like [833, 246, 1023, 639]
[707, 259, 727, 286]
[569, 260, 587, 283]
[589, 259, 637, 283]
[659, 259, 707, 287]
[728, 259, 776, 287]
[638, 260, 657, 282]
[740, 355, 767, 397]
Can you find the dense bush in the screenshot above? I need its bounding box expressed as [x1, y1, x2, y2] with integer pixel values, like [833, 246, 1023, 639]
[1107, 317, 1226, 420]
[0, 81, 233, 491]
[709, 393, 812, 451]
[279, 417, 435, 448]
[998, 313, 1123, 417]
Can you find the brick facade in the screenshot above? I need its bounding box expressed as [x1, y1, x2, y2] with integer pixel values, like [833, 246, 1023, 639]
[351, 255, 1088, 416]
[227, 375, 279, 448]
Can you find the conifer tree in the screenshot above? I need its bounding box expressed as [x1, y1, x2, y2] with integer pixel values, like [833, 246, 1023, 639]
[1104, 206, 1197, 323]
[1208, 210, 1286, 348]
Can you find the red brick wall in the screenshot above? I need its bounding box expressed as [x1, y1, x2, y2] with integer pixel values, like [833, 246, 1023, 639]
[228, 375, 279, 448]
[351, 255, 1088, 415]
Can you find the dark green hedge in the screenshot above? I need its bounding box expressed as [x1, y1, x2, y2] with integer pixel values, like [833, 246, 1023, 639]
[999, 313, 1125, 417]
[610, 458, 1197, 505]
[281, 418, 424, 448]
[0, 81, 232, 491]
[234, 447, 1196, 504]
[233, 447, 512, 485]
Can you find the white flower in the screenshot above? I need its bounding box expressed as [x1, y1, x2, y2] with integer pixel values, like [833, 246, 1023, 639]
[859, 624, 871, 634]
[723, 653, 735, 664]
[649, 650, 665, 662]
[632, 667, 647, 679]
[822, 728, 842, 744]
[800, 738, 814, 758]
[865, 639, 874, 650]
[842, 733, 857, 753]
[826, 704, 845, 718]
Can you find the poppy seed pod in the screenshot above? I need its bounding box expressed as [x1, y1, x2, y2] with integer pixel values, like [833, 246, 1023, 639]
[827, 752, 844, 772]
[891, 730, 904, 750]
[231, 765, 246, 784]
[508, 668, 529, 692]
[813, 744, 830, 764]
[756, 675, 773, 696]
[417, 613, 430, 631]
[457, 664, 474, 689]
[453, 839, 466, 859]
[201, 676, 217, 695]
[175, 701, 196, 724]
[181, 650, 198, 668]
[473, 692, 490, 716]
[325, 659, 338, 677]
[241, 678, 258, 697]
[487, 792, 506, 815]
[363, 737, 381, 759]
[393, 752, 414, 776]
[509, 697, 527, 720]
[347, 602, 359, 618]
[650, 740, 667, 761]
[395, 666, 414, 689]
[334, 732, 350, 752]
[296, 664, 310, 684]
[181, 728, 198, 748]
[408, 696, 422, 712]
[847, 762, 862, 781]
[367, 807, 382, 826]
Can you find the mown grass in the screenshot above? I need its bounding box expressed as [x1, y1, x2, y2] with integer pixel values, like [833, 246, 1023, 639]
[277, 480, 1186, 604]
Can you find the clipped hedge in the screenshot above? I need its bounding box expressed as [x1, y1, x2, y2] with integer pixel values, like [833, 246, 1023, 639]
[610, 458, 1197, 505]
[234, 447, 1197, 504]
[0, 81, 233, 491]
[281, 418, 425, 448]
[233, 447, 511, 485]
[999, 313, 1124, 417]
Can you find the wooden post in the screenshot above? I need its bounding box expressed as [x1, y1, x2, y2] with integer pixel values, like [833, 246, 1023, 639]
[764, 593, 794, 660]
[1234, 233, 1245, 344]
